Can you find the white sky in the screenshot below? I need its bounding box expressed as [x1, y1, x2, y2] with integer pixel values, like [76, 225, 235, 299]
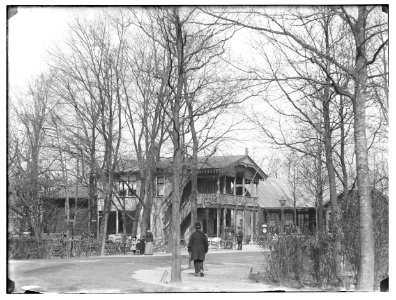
[6, 6, 276, 168]
[8, 7, 81, 89]
[5, 3, 393, 173]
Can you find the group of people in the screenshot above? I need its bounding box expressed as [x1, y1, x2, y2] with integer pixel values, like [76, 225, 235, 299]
[129, 229, 154, 255]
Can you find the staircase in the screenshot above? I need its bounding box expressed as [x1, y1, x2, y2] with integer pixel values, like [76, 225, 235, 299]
[162, 182, 193, 243]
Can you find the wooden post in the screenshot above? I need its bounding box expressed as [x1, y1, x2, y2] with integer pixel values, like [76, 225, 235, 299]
[242, 177, 245, 196]
[116, 209, 119, 234]
[234, 205, 238, 234]
[216, 208, 221, 238]
[233, 177, 236, 195]
[243, 206, 246, 240]
[217, 177, 220, 194]
[222, 208, 226, 239]
[223, 176, 226, 194]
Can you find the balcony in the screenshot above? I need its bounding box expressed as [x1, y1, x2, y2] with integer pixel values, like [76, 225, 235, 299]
[97, 197, 139, 211]
[197, 193, 258, 207]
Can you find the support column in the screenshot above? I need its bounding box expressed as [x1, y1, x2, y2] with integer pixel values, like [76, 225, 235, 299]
[256, 182, 259, 197]
[223, 176, 226, 194]
[242, 177, 245, 196]
[222, 208, 227, 238]
[253, 209, 257, 237]
[217, 177, 220, 194]
[116, 209, 119, 234]
[243, 206, 246, 240]
[216, 208, 221, 238]
[231, 209, 234, 228]
[234, 205, 238, 234]
[258, 207, 263, 226]
[233, 177, 237, 195]
[250, 180, 253, 197]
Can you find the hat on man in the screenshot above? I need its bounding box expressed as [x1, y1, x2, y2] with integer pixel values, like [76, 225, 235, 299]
[195, 222, 201, 229]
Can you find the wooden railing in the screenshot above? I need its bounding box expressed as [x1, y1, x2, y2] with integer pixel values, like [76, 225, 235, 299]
[180, 194, 192, 222]
[197, 193, 258, 206]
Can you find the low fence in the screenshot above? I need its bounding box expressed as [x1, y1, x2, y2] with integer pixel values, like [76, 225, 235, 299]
[8, 236, 171, 259]
[8, 235, 99, 259]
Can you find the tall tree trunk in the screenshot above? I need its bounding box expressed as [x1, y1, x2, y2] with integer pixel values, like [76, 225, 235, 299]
[339, 96, 349, 208]
[316, 136, 324, 235]
[141, 173, 153, 235]
[354, 6, 374, 291]
[188, 102, 198, 235]
[170, 8, 183, 283]
[323, 86, 342, 284]
[322, 16, 342, 283]
[88, 130, 96, 237]
[74, 158, 79, 237]
[99, 184, 112, 256]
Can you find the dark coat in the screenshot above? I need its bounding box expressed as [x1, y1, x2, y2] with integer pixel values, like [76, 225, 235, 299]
[188, 229, 208, 261]
[237, 230, 243, 242]
[146, 231, 153, 242]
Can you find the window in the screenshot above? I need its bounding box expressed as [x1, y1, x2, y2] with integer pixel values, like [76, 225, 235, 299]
[156, 176, 165, 196]
[118, 180, 126, 197]
[118, 175, 138, 197]
[128, 175, 137, 196]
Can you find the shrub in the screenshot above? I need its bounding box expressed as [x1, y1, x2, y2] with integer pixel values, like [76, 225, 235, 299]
[261, 229, 342, 288]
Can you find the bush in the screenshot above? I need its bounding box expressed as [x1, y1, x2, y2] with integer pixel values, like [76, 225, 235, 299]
[262, 230, 342, 288]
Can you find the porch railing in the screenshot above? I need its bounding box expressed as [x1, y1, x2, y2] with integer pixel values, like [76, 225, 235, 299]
[197, 193, 258, 206]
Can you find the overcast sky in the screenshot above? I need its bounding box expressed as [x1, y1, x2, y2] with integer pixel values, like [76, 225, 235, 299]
[7, 4, 392, 179]
[7, 6, 278, 171]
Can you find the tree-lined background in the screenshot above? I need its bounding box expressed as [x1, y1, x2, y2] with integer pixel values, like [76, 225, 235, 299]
[8, 6, 388, 291]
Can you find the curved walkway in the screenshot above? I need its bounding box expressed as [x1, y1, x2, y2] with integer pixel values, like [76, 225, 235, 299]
[8, 244, 311, 293]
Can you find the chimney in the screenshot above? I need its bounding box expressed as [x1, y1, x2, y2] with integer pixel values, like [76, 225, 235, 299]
[245, 148, 249, 156]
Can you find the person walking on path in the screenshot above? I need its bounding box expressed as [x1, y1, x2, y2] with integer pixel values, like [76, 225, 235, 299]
[144, 229, 154, 255]
[188, 222, 208, 277]
[237, 227, 243, 250]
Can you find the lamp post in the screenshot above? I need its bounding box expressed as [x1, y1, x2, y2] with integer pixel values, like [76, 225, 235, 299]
[279, 198, 286, 233]
[203, 200, 211, 235]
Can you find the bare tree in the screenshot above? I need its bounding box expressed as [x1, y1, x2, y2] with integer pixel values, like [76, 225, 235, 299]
[9, 72, 55, 248]
[50, 11, 128, 255]
[205, 6, 388, 289]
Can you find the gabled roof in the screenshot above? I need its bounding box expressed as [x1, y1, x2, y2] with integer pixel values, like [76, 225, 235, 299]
[196, 155, 245, 169]
[257, 177, 315, 208]
[323, 186, 388, 207]
[118, 155, 268, 179]
[197, 155, 268, 180]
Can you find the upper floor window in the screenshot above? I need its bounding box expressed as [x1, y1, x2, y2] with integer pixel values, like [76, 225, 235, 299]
[118, 175, 137, 197]
[156, 176, 165, 196]
[118, 181, 127, 197]
[128, 175, 137, 196]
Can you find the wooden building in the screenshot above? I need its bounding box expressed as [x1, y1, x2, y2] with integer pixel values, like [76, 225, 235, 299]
[256, 178, 317, 234]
